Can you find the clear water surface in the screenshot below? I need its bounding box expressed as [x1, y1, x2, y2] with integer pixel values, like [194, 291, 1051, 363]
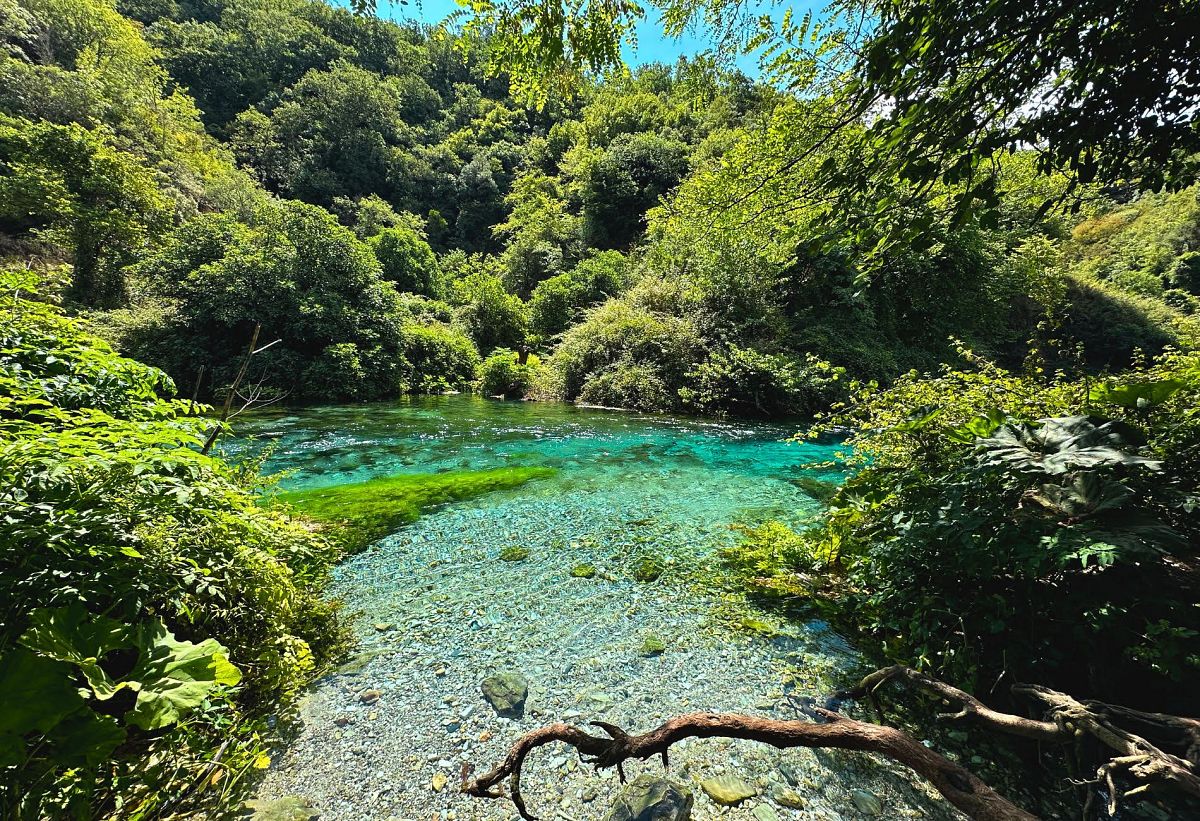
[230, 396, 959, 821]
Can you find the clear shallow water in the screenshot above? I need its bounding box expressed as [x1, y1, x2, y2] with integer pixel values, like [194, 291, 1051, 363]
[232, 397, 957, 821]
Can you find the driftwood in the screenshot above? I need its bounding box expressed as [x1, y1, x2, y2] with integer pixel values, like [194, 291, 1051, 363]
[462, 665, 1200, 821]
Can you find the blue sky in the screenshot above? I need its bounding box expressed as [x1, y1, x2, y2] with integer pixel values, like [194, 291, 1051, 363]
[346, 0, 823, 77]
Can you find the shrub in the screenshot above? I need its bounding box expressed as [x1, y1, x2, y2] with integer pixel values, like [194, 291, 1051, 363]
[0, 271, 343, 818]
[450, 270, 529, 353]
[528, 250, 630, 340]
[399, 322, 480, 393]
[550, 298, 704, 410]
[744, 350, 1200, 709]
[479, 348, 543, 398]
[679, 345, 844, 418]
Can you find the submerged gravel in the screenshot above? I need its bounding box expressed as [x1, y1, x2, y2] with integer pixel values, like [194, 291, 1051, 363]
[256, 486, 962, 821]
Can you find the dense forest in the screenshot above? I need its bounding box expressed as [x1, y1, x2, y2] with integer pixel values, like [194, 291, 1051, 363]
[2, 0, 1198, 818]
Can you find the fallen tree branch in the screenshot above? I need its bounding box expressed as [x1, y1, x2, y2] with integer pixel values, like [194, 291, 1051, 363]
[461, 709, 1039, 821]
[464, 667, 1200, 820]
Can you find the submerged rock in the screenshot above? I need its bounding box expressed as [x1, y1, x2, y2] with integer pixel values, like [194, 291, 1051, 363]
[700, 775, 756, 805]
[770, 785, 805, 809]
[640, 634, 667, 656]
[569, 562, 597, 578]
[480, 671, 529, 717]
[752, 804, 781, 821]
[244, 795, 320, 821]
[850, 788, 883, 816]
[603, 773, 693, 821]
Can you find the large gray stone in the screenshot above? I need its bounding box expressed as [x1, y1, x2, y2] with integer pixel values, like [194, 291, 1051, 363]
[603, 774, 693, 821]
[480, 671, 529, 718]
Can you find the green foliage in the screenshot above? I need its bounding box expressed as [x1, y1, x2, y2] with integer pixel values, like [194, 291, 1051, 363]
[369, 221, 442, 297]
[680, 346, 844, 419]
[494, 171, 581, 298]
[551, 291, 704, 410]
[529, 250, 629, 340]
[479, 348, 543, 398]
[399, 322, 481, 394]
[747, 351, 1200, 706]
[580, 131, 690, 250]
[117, 201, 413, 401]
[449, 269, 530, 354]
[0, 271, 343, 817]
[275, 467, 555, 552]
[0, 115, 169, 306]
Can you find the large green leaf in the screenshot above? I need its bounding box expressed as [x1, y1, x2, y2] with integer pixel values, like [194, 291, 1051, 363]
[1089, 379, 1184, 410]
[945, 408, 1006, 443]
[1029, 473, 1134, 519]
[976, 416, 1160, 475]
[0, 648, 91, 767]
[21, 603, 132, 700]
[125, 621, 242, 731]
[41, 709, 125, 768]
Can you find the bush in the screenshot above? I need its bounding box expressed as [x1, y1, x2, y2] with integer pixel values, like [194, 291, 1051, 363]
[679, 345, 844, 418]
[479, 348, 543, 398]
[528, 250, 630, 340]
[0, 271, 343, 818]
[449, 270, 529, 354]
[400, 322, 480, 393]
[550, 297, 704, 410]
[742, 350, 1200, 709]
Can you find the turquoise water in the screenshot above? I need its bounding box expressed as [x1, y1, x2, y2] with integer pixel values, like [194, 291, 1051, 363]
[227, 394, 845, 516]
[235, 397, 956, 821]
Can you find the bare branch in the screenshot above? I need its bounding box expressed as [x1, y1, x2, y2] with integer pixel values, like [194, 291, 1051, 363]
[462, 710, 1037, 821]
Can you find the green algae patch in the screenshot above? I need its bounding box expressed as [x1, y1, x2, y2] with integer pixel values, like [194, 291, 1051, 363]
[275, 467, 555, 551]
[569, 562, 597, 578]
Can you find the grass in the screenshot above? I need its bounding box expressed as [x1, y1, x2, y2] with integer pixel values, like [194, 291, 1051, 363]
[274, 466, 555, 551]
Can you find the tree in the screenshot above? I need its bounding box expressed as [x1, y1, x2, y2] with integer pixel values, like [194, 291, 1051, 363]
[580, 132, 690, 249]
[369, 220, 442, 297]
[123, 201, 411, 400]
[0, 116, 169, 306]
[494, 171, 582, 298]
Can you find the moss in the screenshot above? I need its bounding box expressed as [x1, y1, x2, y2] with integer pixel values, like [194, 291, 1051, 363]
[274, 467, 555, 552]
[632, 557, 664, 583]
[640, 634, 667, 655]
[499, 546, 530, 562]
[737, 615, 778, 637]
[569, 562, 597, 578]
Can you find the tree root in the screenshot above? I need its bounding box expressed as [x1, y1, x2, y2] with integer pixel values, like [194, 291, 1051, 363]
[463, 666, 1200, 821]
